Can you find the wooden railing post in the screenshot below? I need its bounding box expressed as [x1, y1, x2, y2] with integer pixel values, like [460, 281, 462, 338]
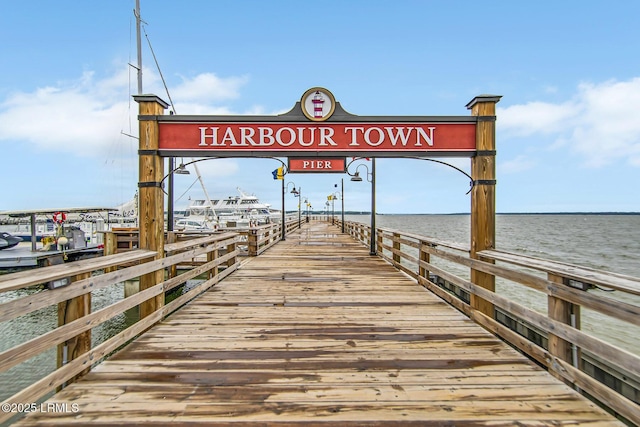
[548, 273, 582, 381]
[248, 229, 258, 256]
[134, 94, 168, 319]
[103, 231, 117, 273]
[419, 241, 430, 280]
[167, 231, 177, 279]
[467, 95, 501, 318]
[392, 233, 401, 265]
[57, 272, 91, 384]
[227, 240, 237, 266]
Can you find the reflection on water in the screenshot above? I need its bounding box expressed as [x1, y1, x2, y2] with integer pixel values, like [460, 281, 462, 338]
[346, 214, 640, 355]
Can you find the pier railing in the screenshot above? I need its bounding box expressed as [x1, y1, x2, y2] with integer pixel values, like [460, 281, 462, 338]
[338, 219, 640, 425]
[0, 231, 242, 425]
[102, 218, 300, 257]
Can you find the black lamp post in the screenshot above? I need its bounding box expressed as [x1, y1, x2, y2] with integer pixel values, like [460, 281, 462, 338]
[290, 185, 302, 229]
[333, 179, 344, 233]
[330, 194, 335, 224]
[349, 158, 376, 255]
[285, 181, 297, 239]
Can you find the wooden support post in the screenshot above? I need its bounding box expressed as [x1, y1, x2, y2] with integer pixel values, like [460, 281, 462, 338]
[392, 232, 401, 265]
[102, 231, 117, 273]
[57, 272, 91, 385]
[548, 273, 582, 382]
[227, 241, 237, 267]
[467, 95, 501, 318]
[167, 231, 177, 279]
[419, 241, 430, 281]
[134, 95, 168, 319]
[210, 246, 219, 279]
[248, 230, 258, 256]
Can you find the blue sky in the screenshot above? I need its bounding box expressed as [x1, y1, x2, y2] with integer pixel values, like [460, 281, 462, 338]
[1, 1, 639, 214]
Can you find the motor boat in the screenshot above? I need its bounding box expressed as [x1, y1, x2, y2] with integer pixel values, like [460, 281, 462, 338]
[0, 232, 22, 250]
[181, 188, 276, 229]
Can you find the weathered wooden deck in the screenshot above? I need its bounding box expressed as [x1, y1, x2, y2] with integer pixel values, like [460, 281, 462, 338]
[17, 222, 622, 425]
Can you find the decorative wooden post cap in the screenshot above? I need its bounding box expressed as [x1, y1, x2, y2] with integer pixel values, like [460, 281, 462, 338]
[133, 94, 170, 109]
[466, 95, 502, 110]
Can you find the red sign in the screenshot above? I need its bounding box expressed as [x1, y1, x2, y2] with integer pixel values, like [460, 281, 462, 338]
[158, 122, 476, 155]
[288, 158, 346, 173]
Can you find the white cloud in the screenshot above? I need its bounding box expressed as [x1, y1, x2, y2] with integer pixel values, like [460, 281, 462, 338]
[499, 155, 535, 174]
[498, 100, 578, 137]
[0, 67, 252, 156]
[172, 73, 249, 105]
[498, 77, 640, 167]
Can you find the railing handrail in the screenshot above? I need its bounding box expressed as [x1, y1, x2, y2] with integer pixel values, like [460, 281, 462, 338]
[0, 249, 157, 293]
[0, 231, 243, 425]
[377, 226, 470, 253]
[348, 220, 640, 295]
[337, 218, 640, 425]
[479, 248, 640, 295]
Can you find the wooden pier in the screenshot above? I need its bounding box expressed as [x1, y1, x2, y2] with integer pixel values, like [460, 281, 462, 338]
[11, 222, 625, 426]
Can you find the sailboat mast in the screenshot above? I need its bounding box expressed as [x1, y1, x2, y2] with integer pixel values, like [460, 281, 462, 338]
[193, 163, 218, 222]
[135, 0, 143, 94]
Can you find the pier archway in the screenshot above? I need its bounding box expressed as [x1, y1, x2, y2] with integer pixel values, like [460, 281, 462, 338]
[134, 88, 500, 318]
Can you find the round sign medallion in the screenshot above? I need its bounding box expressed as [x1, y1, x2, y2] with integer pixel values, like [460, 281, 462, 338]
[300, 87, 336, 121]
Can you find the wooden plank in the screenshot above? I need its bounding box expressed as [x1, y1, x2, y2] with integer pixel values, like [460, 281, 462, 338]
[14, 222, 623, 426]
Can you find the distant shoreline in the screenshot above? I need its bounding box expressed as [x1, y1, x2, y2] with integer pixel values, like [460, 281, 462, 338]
[341, 212, 640, 216]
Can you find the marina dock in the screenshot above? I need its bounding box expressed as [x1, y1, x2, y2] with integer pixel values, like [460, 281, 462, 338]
[0, 244, 104, 269]
[8, 221, 629, 426]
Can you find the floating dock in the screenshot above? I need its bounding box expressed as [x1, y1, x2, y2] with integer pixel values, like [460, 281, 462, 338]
[0, 243, 103, 270]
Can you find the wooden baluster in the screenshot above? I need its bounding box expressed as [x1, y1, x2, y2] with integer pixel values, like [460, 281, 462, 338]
[167, 231, 177, 279]
[57, 272, 92, 387]
[248, 229, 258, 257]
[211, 244, 219, 278]
[419, 241, 430, 281]
[393, 233, 401, 265]
[228, 239, 238, 266]
[548, 273, 582, 383]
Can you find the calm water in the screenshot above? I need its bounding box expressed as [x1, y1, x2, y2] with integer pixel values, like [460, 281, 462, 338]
[346, 213, 640, 355]
[1, 214, 639, 402]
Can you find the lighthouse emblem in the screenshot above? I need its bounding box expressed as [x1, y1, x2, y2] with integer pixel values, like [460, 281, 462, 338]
[312, 91, 325, 118]
[301, 87, 336, 121]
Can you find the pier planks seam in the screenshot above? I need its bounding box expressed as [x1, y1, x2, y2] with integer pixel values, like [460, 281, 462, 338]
[15, 223, 623, 426]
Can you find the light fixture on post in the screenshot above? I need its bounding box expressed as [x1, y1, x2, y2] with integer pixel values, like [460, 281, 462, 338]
[335, 180, 345, 233]
[304, 199, 310, 222]
[330, 194, 335, 225]
[160, 157, 222, 233]
[348, 158, 376, 256]
[288, 184, 301, 230]
[296, 187, 302, 229]
[174, 162, 190, 175]
[284, 181, 297, 240]
[165, 160, 192, 232]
